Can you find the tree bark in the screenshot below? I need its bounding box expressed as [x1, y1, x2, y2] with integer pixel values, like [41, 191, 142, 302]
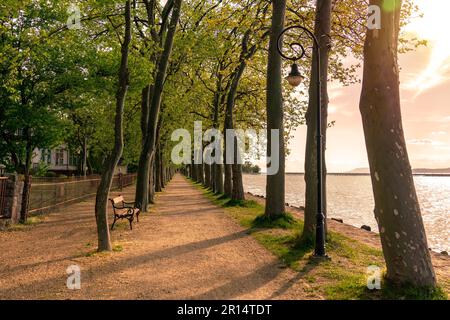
[187, 164, 191, 178]
[223, 128, 233, 197]
[94, 0, 131, 252]
[140, 85, 151, 145]
[264, 0, 286, 218]
[231, 163, 245, 201]
[160, 146, 165, 188]
[205, 163, 211, 188]
[198, 163, 204, 185]
[135, 0, 182, 210]
[135, 85, 151, 211]
[19, 128, 32, 223]
[148, 152, 155, 203]
[301, 0, 332, 242]
[192, 161, 198, 182]
[215, 164, 224, 194]
[359, 0, 436, 287]
[211, 70, 223, 194]
[224, 31, 254, 201]
[82, 136, 88, 177]
[155, 143, 162, 192]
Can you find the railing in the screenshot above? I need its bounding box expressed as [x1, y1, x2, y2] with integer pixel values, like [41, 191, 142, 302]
[28, 173, 137, 215]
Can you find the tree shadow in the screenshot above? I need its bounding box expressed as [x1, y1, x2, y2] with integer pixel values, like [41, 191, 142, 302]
[188, 262, 285, 299]
[0, 229, 251, 297]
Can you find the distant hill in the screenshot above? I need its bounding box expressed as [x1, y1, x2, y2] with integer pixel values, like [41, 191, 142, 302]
[347, 167, 450, 175]
[412, 168, 450, 174]
[347, 168, 370, 174]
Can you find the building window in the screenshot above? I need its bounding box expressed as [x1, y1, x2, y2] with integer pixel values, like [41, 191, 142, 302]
[40, 149, 52, 165]
[69, 152, 79, 166]
[55, 149, 65, 166]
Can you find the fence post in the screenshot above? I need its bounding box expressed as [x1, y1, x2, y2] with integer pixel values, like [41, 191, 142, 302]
[119, 173, 123, 191]
[0, 175, 23, 226]
[23, 175, 32, 221]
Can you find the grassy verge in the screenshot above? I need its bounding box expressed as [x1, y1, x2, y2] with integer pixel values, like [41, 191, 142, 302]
[6, 216, 44, 231]
[85, 243, 124, 257]
[191, 180, 447, 300]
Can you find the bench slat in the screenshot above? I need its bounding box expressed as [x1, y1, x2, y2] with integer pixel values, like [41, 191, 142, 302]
[111, 196, 124, 204]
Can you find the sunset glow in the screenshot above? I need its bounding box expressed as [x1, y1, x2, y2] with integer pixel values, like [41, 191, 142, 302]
[404, 0, 450, 94]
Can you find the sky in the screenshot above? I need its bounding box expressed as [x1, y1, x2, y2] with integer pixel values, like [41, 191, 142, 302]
[285, 0, 450, 173]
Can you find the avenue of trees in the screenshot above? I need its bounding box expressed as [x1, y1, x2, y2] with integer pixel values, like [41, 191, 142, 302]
[0, 0, 436, 289]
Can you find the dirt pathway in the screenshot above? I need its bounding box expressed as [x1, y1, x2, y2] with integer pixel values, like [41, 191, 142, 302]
[0, 174, 315, 299]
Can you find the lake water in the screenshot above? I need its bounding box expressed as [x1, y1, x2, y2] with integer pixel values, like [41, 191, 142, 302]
[243, 174, 450, 253]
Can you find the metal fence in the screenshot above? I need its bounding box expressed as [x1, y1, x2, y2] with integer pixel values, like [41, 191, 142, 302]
[28, 173, 137, 215]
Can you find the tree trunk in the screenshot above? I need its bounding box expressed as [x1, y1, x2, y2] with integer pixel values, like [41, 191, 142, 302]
[87, 154, 94, 175]
[94, 0, 131, 252]
[223, 107, 234, 197]
[165, 166, 169, 184]
[209, 164, 214, 188]
[20, 130, 32, 223]
[211, 164, 215, 190]
[211, 71, 223, 193]
[148, 152, 155, 203]
[205, 163, 211, 188]
[359, 0, 436, 287]
[223, 133, 233, 196]
[82, 136, 88, 177]
[187, 164, 191, 178]
[264, 0, 286, 218]
[198, 163, 204, 185]
[231, 163, 245, 201]
[215, 164, 224, 194]
[192, 162, 198, 182]
[155, 143, 162, 192]
[225, 35, 251, 201]
[222, 74, 233, 197]
[160, 147, 165, 188]
[135, 0, 182, 210]
[301, 0, 332, 243]
[135, 85, 152, 211]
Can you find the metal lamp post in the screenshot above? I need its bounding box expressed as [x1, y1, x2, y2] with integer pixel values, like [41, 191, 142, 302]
[277, 25, 326, 257]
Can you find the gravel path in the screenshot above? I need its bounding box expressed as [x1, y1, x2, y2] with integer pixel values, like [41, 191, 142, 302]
[0, 174, 314, 300]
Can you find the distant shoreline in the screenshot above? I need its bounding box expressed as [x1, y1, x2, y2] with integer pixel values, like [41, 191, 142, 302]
[249, 172, 450, 177]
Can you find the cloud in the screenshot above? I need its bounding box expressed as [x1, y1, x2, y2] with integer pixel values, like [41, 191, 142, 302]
[437, 116, 450, 123]
[431, 131, 447, 136]
[407, 139, 444, 146]
[408, 139, 432, 145]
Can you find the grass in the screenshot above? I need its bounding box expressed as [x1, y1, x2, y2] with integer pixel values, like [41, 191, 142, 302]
[191, 180, 447, 300]
[85, 243, 124, 257]
[112, 244, 123, 252]
[7, 216, 44, 231]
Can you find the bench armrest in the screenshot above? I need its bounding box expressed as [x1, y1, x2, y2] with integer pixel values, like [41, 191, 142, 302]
[123, 201, 136, 208]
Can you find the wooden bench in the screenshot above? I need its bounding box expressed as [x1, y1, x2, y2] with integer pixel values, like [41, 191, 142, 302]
[109, 195, 140, 230]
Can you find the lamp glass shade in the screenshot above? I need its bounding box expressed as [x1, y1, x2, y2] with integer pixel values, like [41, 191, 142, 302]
[285, 63, 303, 87]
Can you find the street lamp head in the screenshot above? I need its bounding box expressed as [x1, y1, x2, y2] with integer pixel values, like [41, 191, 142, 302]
[285, 63, 303, 87]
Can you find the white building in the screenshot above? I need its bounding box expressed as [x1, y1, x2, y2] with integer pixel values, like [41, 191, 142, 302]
[32, 145, 79, 175]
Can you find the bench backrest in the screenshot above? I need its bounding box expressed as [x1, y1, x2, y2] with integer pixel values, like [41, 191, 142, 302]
[109, 195, 124, 207]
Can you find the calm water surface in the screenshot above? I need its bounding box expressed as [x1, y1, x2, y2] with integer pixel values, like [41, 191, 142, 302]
[243, 174, 450, 253]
